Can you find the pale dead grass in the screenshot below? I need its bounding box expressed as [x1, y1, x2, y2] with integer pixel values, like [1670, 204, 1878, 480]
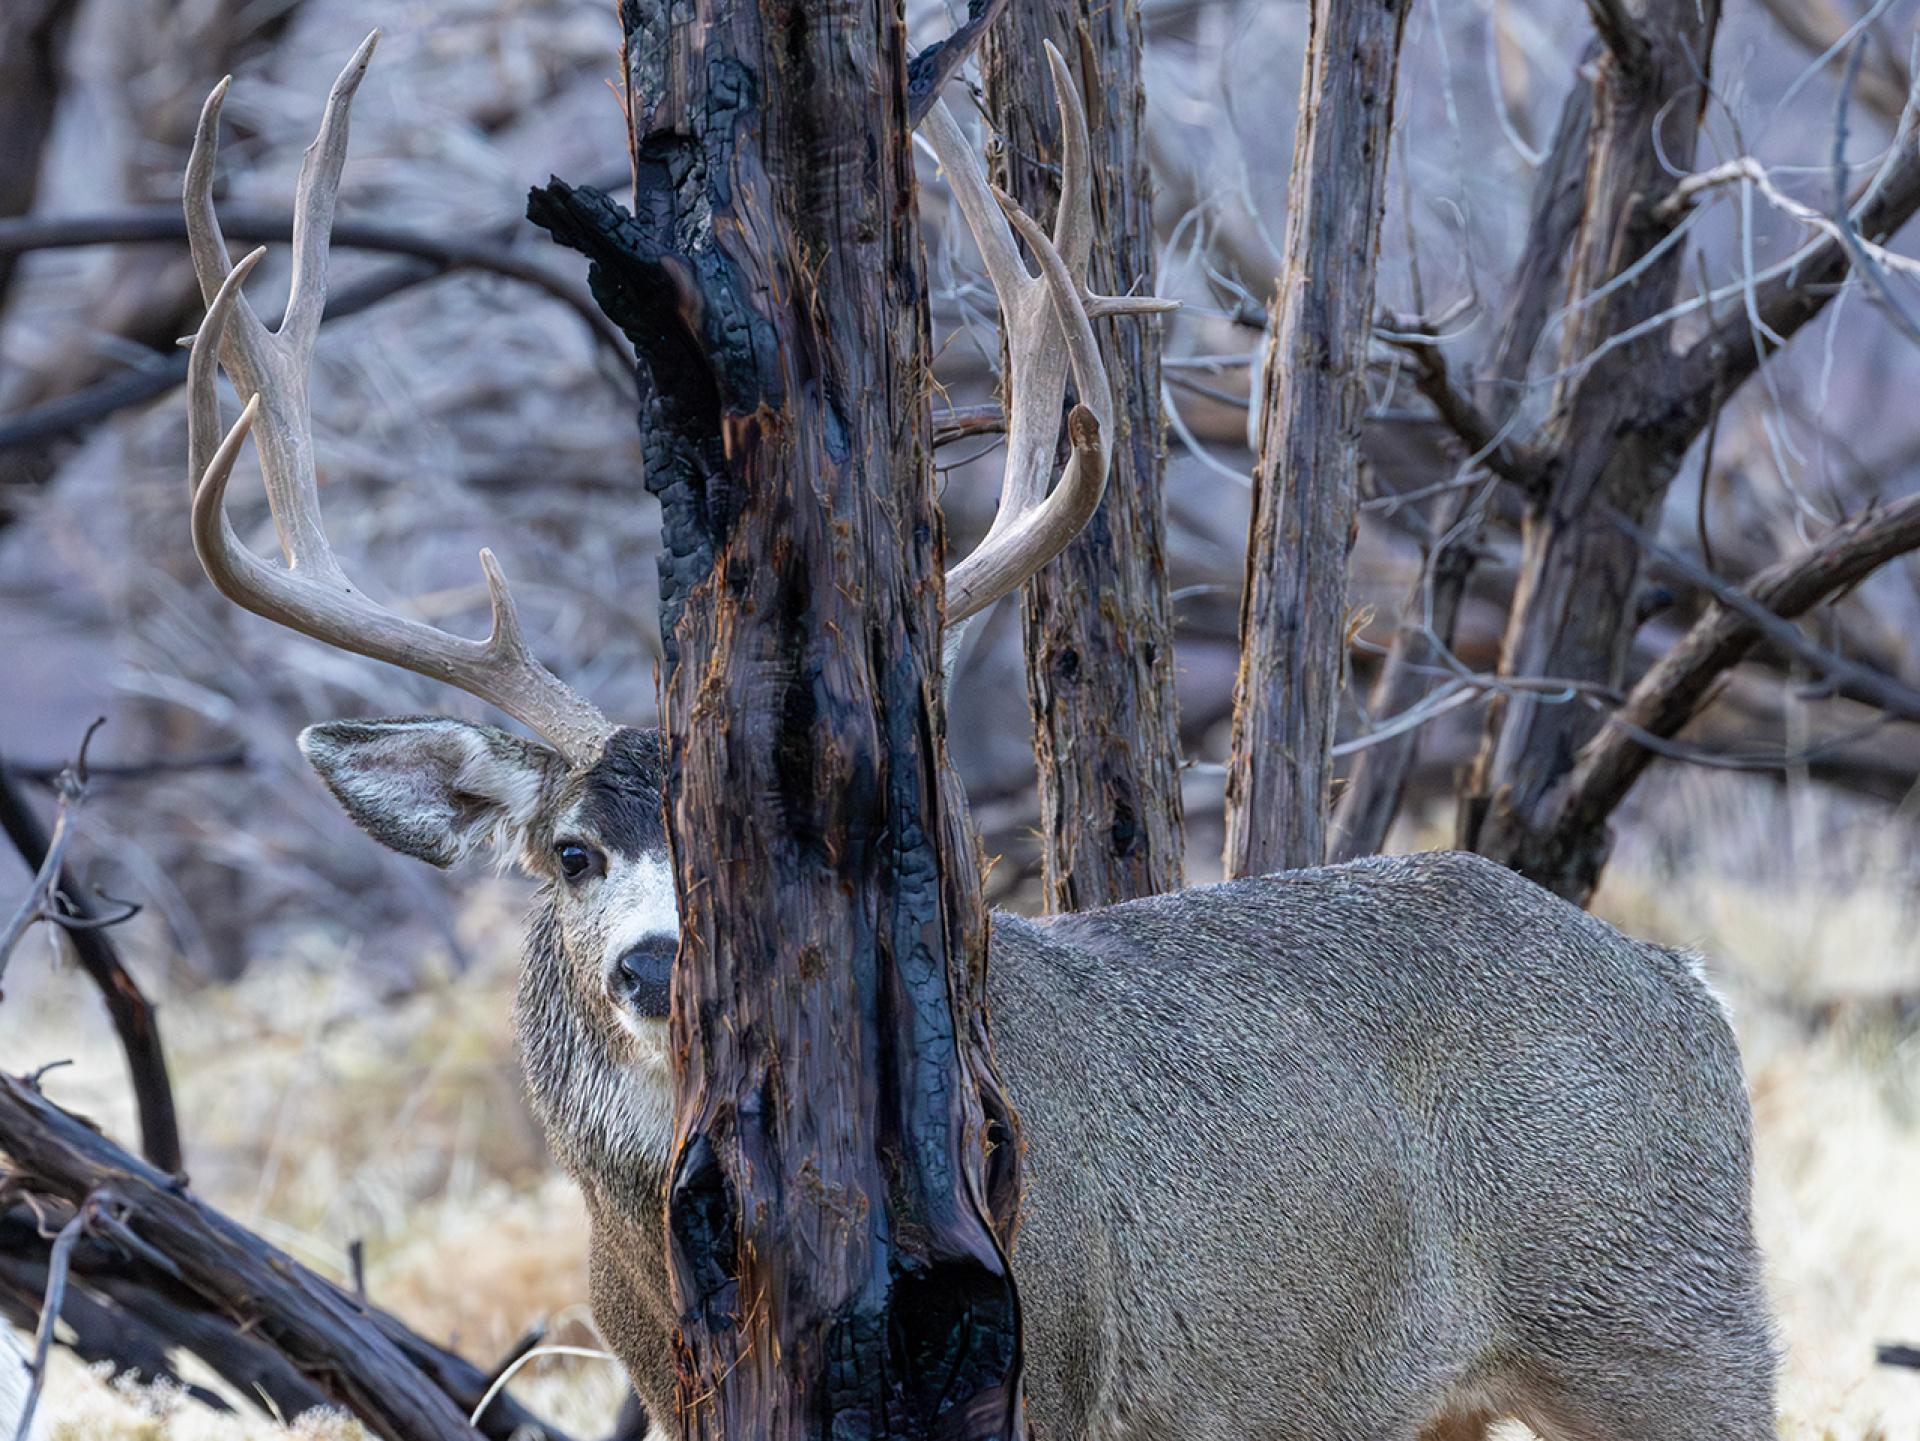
[6, 774, 1919, 1438]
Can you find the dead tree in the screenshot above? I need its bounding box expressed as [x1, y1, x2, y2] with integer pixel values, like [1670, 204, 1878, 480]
[1407, 0, 1920, 902]
[982, 1, 1186, 910]
[1455, 0, 1728, 894]
[1222, 0, 1415, 877]
[528, 7, 1030, 1437]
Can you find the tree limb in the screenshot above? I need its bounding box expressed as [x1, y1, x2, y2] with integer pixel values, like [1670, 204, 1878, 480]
[906, 0, 1013, 124]
[0, 1074, 485, 1441]
[0, 209, 630, 365]
[1560, 497, 1920, 821]
[0, 754, 183, 1175]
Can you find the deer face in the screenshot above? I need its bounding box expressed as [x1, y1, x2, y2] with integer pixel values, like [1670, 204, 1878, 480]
[300, 718, 679, 1175]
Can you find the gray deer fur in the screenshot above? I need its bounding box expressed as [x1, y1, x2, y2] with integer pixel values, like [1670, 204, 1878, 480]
[302, 718, 1776, 1441]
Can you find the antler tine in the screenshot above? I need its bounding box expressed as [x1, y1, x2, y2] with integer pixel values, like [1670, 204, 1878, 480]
[1043, 42, 1093, 274]
[184, 77, 274, 405]
[943, 192, 1112, 624]
[283, 29, 378, 358]
[187, 245, 266, 501]
[183, 43, 614, 766]
[918, 40, 1179, 626]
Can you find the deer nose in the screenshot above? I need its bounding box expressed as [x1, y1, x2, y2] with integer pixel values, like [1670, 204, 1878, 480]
[612, 936, 676, 1018]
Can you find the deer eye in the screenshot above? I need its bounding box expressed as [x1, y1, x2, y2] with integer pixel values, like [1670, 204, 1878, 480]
[555, 841, 604, 883]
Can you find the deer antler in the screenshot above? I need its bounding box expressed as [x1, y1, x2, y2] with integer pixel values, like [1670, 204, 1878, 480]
[183, 33, 615, 766]
[918, 41, 1178, 623]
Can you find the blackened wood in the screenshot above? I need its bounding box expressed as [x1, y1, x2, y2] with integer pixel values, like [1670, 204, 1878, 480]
[0, 1207, 331, 1419]
[534, 4, 1023, 1436]
[1221, 0, 1413, 878]
[0, 759, 182, 1174]
[1458, 0, 1724, 897]
[982, 2, 1186, 911]
[908, 0, 1012, 127]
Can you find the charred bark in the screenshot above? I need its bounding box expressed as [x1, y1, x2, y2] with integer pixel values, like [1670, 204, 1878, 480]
[1221, 0, 1414, 878]
[982, 3, 1186, 912]
[531, 5, 1023, 1437]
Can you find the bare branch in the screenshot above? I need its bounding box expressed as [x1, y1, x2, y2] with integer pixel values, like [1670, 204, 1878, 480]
[0, 741, 183, 1174]
[1661, 84, 1920, 442]
[1548, 496, 1920, 852]
[0, 209, 632, 365]
[11, 1210, 82, 1441]
[906, 0, 1013, 125]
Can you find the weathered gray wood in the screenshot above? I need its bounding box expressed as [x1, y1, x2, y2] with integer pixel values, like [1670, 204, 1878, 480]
[983, 2, 1186, 911]
[1458, 0, 1726, 895]
[1222, 0, 1414, 879]
[1329, 67, 1594, 862]
[0, 1075, 486, 1441]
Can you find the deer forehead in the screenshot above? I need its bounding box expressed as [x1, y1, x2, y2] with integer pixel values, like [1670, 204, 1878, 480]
[552, 727, 669, 859]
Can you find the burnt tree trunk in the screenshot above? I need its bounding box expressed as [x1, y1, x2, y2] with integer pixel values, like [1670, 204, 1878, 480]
[982, 3, 1185, 911]
[532, 5, 1023, 1439]
[1458, 2, 1724, 898]
[1221, 0, 1413, 878]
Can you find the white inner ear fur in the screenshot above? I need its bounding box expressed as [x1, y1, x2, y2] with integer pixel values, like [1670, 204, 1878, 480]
[300, 719, 557, 869]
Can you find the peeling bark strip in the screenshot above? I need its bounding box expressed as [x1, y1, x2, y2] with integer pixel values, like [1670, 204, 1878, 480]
[533, 6, 1023, 1439]
[1222, 0, 1414, 879]
[1459, 0, 1724, 897]
[983, 2, 1185, 912]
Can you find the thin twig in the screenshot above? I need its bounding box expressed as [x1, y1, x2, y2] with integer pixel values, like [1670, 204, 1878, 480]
[3, 745, 246, 786]
[0, 720, 101, 980]
[13, 1210, 84, 1441]
[0, 209, 630, 364]
[0, 731, 183, 1175]
[1831, 38, 1920, 345]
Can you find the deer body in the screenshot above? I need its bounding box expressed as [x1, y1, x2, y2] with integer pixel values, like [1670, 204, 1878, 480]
[309, 721, 1775, 1441]
[185, 40, 1775, 1441]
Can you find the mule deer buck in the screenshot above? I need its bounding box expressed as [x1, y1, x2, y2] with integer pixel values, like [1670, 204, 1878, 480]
[182, 35, 1776, 1441]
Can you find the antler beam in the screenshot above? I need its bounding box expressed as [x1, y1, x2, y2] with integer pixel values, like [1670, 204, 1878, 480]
[182, 34, 614, 766]
[918, 41, 1178, 624]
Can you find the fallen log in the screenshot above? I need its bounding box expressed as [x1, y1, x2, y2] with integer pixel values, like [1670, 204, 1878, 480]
[0, 1074, 572, 1441]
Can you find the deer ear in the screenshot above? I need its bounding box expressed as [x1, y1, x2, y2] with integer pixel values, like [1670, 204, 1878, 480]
[299, 718, 563, 869]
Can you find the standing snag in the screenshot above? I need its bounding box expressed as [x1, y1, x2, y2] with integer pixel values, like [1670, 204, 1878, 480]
[981, 4, 1188, 912]
[1222, 0, 1415, 878]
